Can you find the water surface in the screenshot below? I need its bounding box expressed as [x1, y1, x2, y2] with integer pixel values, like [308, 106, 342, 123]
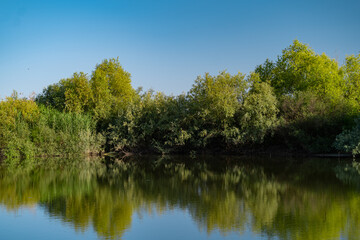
[0, 156, 359, 240]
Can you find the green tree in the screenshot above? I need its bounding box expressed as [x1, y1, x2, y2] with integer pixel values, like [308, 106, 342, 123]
[343, 54, 360, 113]
[238, 73, 279, 144]
[186, 71, 248, 148]
[107, 91, 191, 154]
[36, 83, 66, 111]
[188, 71, 247, 126]
[90, 58, 135, 119]
[62, 72, 92, 113]
[254, 58, 275, 83]
[334, 117, 360, 156]
[258, 40, 343, 103]
[0, 95, 40, 162]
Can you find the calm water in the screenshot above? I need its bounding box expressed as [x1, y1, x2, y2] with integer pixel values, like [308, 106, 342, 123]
[0, 156, 359, 240]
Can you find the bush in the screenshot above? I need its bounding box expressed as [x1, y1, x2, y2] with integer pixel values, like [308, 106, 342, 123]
[278, 91, 352, 153]
[33, 107, 105, 156]
[334, 117, 360, 156]
[237, 74, 279, 145]
[0, 96, 104, 165]
[107, 91, 191, 154]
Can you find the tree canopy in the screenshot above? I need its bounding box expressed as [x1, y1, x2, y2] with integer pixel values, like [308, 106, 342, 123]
[256, 40, 344, 103]
[36, 58, 136, 119]
[2, 40, 360, 159]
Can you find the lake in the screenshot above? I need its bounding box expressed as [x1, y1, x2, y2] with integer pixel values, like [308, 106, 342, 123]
[0, 156, 359, 240]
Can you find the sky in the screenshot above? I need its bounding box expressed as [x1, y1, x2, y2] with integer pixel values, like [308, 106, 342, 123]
[0, 0, 359, 99]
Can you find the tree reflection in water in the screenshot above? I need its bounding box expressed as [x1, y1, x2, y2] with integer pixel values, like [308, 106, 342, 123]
[0, 156, 359, 240]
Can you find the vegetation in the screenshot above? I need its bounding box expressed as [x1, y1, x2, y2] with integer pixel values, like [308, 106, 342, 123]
[0, 93, 104, 165]
[334, 117, 360, 156]
[1, 40, 360, 163]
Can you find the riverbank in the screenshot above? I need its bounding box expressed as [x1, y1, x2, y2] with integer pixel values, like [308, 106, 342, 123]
[1, 41, 360, 165]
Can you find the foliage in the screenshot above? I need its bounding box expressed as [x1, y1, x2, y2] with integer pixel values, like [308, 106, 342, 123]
[342, 54, 360, 113]
[0, 96, 104, 164]
[0, 94, 39, 163]
[254, 41, 360, 153]
[334, 117, 360, 156]
[185, 71, 248, 149]
[3, 41, 360, 155]
[237, 73, 279, 145]
[187, 71, 247, 126]
[90, 58, 136, 119]
[32, 107, 105, 157]
[36, 72, 93, 113]
[278, 91, 351, 153]
[107, 91, 191, 153]
[62, 72, 92, 113]
[257, 40, 343, 102]
[36, 83, 66, 111]
[0, 93, 40, 129]
[254, 58, 275, 83]
[36, 58, 136, 120]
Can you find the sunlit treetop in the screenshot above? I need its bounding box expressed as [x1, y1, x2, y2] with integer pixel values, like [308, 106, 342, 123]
[256, 40, 344, 102]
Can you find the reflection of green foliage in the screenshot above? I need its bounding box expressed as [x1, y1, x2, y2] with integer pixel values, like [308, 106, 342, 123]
[0, 158, 133, 239]
[334, 161, 360, 189]
[0, 157, 360, 239]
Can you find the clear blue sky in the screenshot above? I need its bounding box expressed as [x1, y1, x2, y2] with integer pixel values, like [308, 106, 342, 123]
[0, 0, 359, 99]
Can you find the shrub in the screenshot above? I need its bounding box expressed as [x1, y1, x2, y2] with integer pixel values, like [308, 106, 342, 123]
[279, 91, 351, 153]
[334, 117, 360, 156]
[237, 74, 279, 145]
[0, 96, 104, 165]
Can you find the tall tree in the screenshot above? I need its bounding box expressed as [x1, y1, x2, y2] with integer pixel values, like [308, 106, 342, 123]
[36, 83, 66, 111]
[188, 71, 248, 126]
[62, 72, 92, 113]
[90, 58, 135, 119]
[343, 54, 360, 112]
[257, 40, 344, 103]
[239, 73, 279, 144]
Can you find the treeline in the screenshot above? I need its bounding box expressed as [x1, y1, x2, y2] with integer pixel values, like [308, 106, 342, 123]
[1, 40, 360, 162]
